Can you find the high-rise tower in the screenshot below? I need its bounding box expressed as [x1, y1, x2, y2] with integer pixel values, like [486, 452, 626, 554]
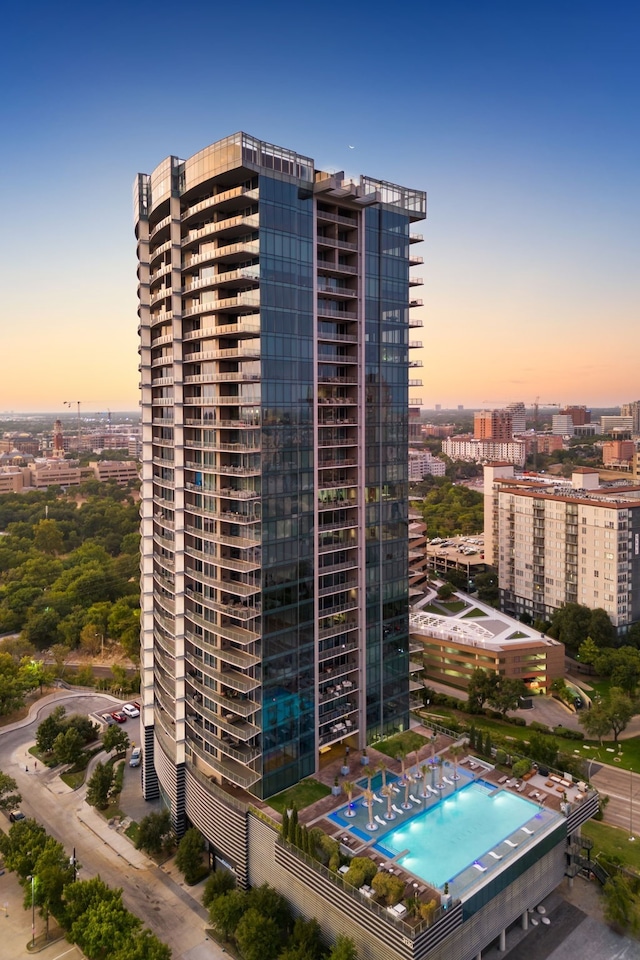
[134, 133, 425, 828]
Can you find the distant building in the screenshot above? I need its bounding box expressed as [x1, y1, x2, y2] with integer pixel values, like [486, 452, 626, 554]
[622, 401, 640, 435]
[600, 415, 634, 436]
[602, 440, 635, 468]
[474, 409, 513, 442]
[506, 401, 526, 435]
[89, 460, 139, 484]
[551, 414, 574, 436]
[442, 436, 526, 467]
[560, 405, 591, 426]
[411, 598, 564, 695]
[0, 433, 40, 456]
[484, 463, 640, 631]
[422, 423, 455, 438]
[435, 403, 441, 411]
[409, 449, 446, 479]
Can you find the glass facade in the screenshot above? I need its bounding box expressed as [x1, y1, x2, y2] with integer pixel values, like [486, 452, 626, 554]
[135, 133, 425, 811]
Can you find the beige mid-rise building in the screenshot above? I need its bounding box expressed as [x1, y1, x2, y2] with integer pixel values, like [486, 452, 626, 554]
[485, 465, 640, 631]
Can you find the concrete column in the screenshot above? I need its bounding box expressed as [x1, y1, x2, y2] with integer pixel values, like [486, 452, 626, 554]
[521, 910, 528, 931]
[499, 929, 506, 952]
[476, 953, 482, 960]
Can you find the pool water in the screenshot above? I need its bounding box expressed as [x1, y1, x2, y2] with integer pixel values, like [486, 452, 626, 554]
[376, 780, 539, 888]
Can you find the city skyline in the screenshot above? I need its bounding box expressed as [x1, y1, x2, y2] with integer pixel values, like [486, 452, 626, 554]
[1, 0, 638, 411]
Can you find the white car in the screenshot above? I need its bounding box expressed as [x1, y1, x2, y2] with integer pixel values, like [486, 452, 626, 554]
[122, 703, 140, 718]
[129, 747, 142, 767]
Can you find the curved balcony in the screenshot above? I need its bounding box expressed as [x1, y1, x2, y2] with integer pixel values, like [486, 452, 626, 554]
[187, 740, 261, 789]
[183, 317, 260, 341]
[181, 185, 259, 223]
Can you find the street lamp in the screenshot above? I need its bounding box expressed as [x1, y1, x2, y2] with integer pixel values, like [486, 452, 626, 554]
[630, 767, 635, 842]
[26, 875, 36, 946]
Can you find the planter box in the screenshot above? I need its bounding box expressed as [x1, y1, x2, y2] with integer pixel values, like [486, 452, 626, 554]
[361, 756, 369, 766]
[331, 785, 342, 796]
[341, 765, 350, 776]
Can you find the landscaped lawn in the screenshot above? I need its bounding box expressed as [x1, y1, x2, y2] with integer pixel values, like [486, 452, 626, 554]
[461, 608, 487, 618]
[582, 819, 640, 874]
[268, 778, 331, 814]
[438, 600, 468, 613]
[375, 730, 428, 759]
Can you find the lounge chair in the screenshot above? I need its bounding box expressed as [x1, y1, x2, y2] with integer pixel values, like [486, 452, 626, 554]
[392, 804, 404, 815]
[374, 815, 386, 826]
[528, 790, 540, 800]
[427, 785, 438, 796]
[459, 757, 469, 766]
[521, 827, 534, 835]
[487, 851, 502, 861]
[410, 794, 422, 804]
[443, 777, 453, 786]
[373, 794, 383, 803]
[473, 863, 487, 872]
[498, 775, 508, 784]
[517, 782, 526, 793]
[504, 839, 518, 848]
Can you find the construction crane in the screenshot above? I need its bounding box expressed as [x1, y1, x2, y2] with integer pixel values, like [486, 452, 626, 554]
[532, 397, 561, 432]
[63, 401, 93, 446]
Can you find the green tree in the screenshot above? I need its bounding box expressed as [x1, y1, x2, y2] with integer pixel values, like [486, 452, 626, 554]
[578, 635, 600, 667]
[33, 519, 65, 555]
[603, 874, 640, 934]
[102, 725, 130, 756]
[579, 705, 612, 744]
[371, 872, 405, 906]
[23, 608, 61, 650]
[588, 608, 617, 649]
[86, 762, 115, 809]
[327, 935, 358, 960]
[548, 603, 593, 652]
[111, 930, 172, 960]
[289, 916, 325, 960]
[487, 677, 526, 717]
[36, 706, 67, 752]
[235, 907, 282, 960]
[605, 687, 635, 742]
[175, 827, 205, 884]
[0, 771, 21, 811]
[71, 896, 141, 959]
[466, 668, 498, 713]
[437, 582, 454, 600]
[247, 884, 292, 933]
[202, 870, 235, 908]
[208, 889, 248, 941]
[53, 727, 84, 766]
[26, 836, 74, 937]
[0, 818, 48, 879]
[136, 810, 173, 856]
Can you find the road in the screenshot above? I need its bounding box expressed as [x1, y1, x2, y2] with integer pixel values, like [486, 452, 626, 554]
[591, 759, 640, 837]
[0, 690, 223, 960]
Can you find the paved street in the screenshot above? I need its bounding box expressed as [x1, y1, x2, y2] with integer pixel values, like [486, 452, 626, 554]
[591, 760, 640, 836]
[0, 690, 223, 960]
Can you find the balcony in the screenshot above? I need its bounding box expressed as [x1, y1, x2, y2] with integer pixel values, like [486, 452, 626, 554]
[188, 740, 260, 788]
[184, 240, 260, 269]
[181, 185, 259, 222]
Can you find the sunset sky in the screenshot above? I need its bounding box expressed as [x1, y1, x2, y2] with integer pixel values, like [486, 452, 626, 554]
[1, 0, 638, 412]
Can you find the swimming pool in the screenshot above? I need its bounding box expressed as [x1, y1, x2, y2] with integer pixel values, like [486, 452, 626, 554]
[375, 780, 539, 888]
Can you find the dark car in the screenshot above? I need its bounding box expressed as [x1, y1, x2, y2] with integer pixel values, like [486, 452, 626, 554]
[111, 711, 127, 723]
[9, 810, 25, 823]
[102, 714, 117, 726]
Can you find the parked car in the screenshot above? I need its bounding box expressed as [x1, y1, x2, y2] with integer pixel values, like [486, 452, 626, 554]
[132, 701, 141, 711]
[129, 747, 142, 767]
[102, 714, 117, 726]
[9, 810, 25, 823]
[122, 704, 140, 718]
[111, 711, 127, 723]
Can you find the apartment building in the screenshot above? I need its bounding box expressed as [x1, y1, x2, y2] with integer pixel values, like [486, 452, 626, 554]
[484, 464, 640, 629]
[134, 132, 425, 821]
[408, 448, 446, 479]
[442, 436, 526, 466]
[622, 401, 640, 435]
[474, 409, 513, 441]
[506, 401, 526, 435]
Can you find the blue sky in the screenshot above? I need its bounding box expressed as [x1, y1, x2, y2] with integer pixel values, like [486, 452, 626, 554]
[1, 0, 638, 411]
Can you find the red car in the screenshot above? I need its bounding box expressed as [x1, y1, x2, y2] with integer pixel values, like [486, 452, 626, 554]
[111, 711, 127, 723]
[133, 701, 141, 711]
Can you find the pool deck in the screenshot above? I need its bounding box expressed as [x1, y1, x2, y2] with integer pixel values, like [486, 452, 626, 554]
[258, 730, 596, 910]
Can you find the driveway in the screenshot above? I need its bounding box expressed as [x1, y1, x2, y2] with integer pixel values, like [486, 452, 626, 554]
[0, 690, 224, 960]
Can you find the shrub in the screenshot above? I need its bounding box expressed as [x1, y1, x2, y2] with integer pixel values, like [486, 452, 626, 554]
[343, 857, 377, 888]
[508, 716, 526, 727]
[372, 872, 405, 906]
[512, 758, 530, 779]
[495, 748, 507, 765]
[553, 726, 584, 740]
[529, 721, 551, 734]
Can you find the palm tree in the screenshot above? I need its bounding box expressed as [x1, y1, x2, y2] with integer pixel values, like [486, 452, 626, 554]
[396, 746, 409, 784]
[449, 745, 463, 788]
[343, 780, 356, 816]
[363, 788, 377, 831]
[376, 759, 388, 791]
[412, 745, 423, 779]
[381, 783, 396, 820]
[402, 772, 414, 810]
[362, 765, 374, 806]
[421, 763, 430, 798]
